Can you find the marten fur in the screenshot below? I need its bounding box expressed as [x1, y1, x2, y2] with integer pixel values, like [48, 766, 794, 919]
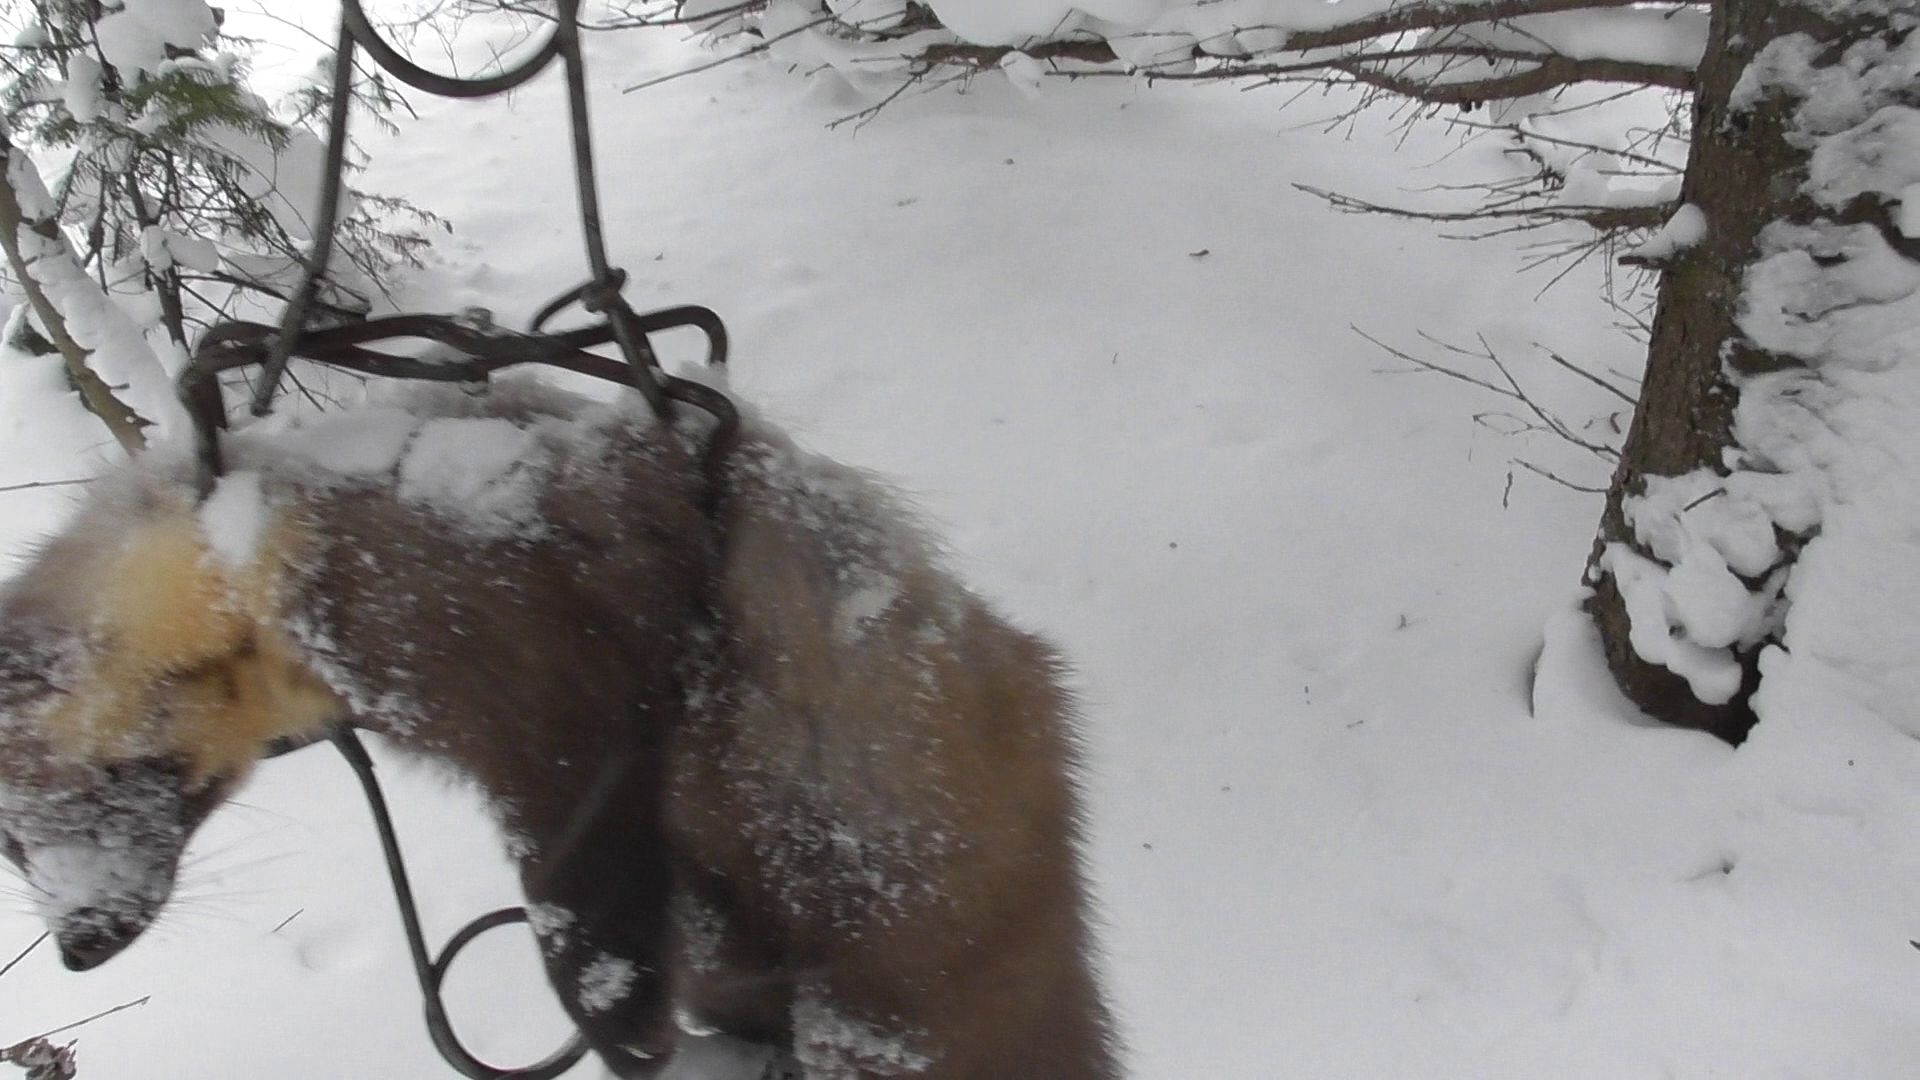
[0, 382, 1119, 1079]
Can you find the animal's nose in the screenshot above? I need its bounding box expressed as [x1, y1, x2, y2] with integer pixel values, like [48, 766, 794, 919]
[55, 910, 144, 971]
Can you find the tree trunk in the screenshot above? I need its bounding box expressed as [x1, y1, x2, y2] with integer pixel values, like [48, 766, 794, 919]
[1585, 0, 1918, 742]
[0, 134, 151, 453]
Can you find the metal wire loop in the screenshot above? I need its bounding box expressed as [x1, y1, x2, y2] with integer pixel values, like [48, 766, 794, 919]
[340, 0, 569, 99]
[329, 728, 589, 1080]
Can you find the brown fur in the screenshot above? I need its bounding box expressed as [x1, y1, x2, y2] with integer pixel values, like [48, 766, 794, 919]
[0, 387, 1120, 1079]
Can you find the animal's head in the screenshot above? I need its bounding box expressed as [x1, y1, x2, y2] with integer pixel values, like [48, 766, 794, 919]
[0, 470, 341, 969]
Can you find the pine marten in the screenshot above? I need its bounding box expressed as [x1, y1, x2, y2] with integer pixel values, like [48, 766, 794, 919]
[0, 381, 1119, 1079]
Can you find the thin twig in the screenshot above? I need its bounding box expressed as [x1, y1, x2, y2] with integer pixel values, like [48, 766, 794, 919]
[14, 996, 151, 1044]
[1359, 326, 1625, 464]
[621, 13, 840, 93]
[0, 477, 92, 495]
[1513, 457, 1606, 493]
[1539, 344, 1637, 404]
[0, 933, 46, 980]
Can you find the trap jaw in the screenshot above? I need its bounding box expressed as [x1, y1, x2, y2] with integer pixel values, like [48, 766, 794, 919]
[178, 298, 737, 498]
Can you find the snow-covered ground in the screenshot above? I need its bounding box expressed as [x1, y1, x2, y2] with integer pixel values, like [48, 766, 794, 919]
[6, 6, 1920, 1079]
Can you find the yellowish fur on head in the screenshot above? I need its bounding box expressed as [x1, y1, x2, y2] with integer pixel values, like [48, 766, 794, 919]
[41, 507, 342, 782]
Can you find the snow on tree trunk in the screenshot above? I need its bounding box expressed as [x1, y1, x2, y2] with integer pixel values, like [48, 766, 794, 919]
[1585, 0, 1920, 742]
[0, 134, 182, 452]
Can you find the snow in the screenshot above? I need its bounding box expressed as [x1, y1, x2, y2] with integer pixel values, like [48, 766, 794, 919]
[1901, 180, 1920, 237]
[242, 404, 421, 479]
[574, 954, 638, 1016]
[138, 227, 222, 275]
[1443, 7, 1709, 73]
[226, 384, 644, 538]
[1739, 221, 1920, 358]
[1731, 30, 1920, 132]
[62, 55, 105, 125]
[525, 902, 577, 948]
[917, 0, 1084, 46]
[1629, 202, 1707, 262]
[791, 989, 932, 1077]
[395, 417, 547, 536]
[1, 5, 1919, 1080]
[1624, 470, 1782, 579]
[824, 0, 910, 32]
[93, 0, 219, 80]
[196, 470, 270, 570]
[200, 120, 352, 249]
[19, 846, 138, 928]
[1807, 105, 1920, 208]
[1597, 542, 1749, 703]
[93, 0, 220, 81]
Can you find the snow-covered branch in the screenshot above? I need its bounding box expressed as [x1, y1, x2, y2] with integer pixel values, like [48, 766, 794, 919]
[684, 0, 1708, 99]
[0, 132, 169, 452]
[912, 0, 1703, 87]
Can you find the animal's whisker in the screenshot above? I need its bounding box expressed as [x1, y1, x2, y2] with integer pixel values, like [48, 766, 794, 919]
[156, 904, 252, 929]
[214, 799, 299, 825]
[168, 885, 281, 906]
[181, 850, 296, 881]
[0, 875, 50, 899]
[181, 826, 297, 872]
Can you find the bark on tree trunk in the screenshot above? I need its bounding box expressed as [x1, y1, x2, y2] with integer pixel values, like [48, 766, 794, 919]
[1584, 0, 1909, 743]
[0, 134, 150, 453]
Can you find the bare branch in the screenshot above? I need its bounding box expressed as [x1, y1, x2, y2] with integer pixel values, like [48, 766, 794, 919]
[13, 996, 151, 1045]
[1513, 457, 1606, 493]
[917, 39, 1119, 70]
[1448, 116, 1683, 175]
[1540, 344, 1637, 404]
[1297, 182, 1673, 234]
[1358, 326, 1627, 464]
[1327, 51, 1692, 102]
[1282, 0, 1695, 53]
[0, 933, 47, 979]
